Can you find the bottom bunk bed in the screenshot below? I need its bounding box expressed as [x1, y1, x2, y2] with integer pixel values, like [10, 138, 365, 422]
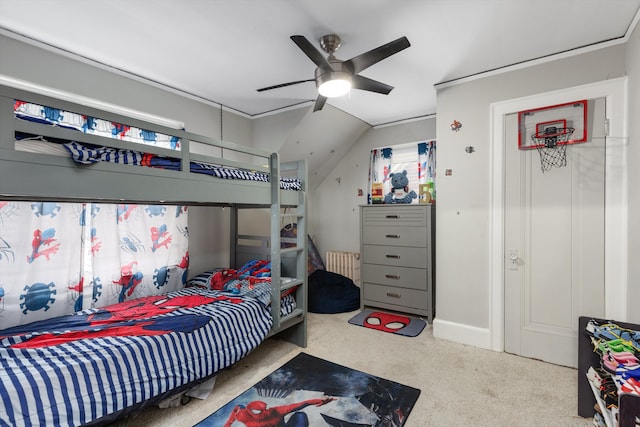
[0, 260, 298, 427]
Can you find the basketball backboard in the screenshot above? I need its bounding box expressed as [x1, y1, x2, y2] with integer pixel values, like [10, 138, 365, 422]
[518, 100, 588, 150]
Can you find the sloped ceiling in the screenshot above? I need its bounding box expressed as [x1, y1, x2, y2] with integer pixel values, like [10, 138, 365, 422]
[252, 104, 370, 192]
[1, 0, 639, 127]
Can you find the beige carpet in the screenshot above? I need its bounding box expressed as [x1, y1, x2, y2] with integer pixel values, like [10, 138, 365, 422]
[111, 311, 594, 426]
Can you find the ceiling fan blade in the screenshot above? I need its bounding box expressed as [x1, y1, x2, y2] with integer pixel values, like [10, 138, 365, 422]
[290, 35, 331, 69]
[313, 95, 328, 112]
[257, 79, 315, 92]
[351, 75, 394, 95]
[344, 36, 410, 74]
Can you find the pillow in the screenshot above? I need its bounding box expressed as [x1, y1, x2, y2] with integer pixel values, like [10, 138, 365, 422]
[222, 279, 271, 306]
[237, 259, 271, 277]
[185, 269, 221, 289]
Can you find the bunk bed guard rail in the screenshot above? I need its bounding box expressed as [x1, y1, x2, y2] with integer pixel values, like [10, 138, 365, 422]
[0, 83, 302, 207]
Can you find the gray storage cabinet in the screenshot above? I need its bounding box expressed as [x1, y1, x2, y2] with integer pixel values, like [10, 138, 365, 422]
[359, 204, 435, 321]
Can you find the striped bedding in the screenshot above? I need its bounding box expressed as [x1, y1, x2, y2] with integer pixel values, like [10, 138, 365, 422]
[13, 99, 302, 191]
[61, 141, 302, 191]
[0, 287, 275, 426]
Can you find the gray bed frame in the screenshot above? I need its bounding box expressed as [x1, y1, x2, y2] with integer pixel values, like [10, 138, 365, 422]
[0, 83, 308, 347]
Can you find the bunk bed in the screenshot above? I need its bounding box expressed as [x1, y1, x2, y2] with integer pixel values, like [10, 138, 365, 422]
[0, 84, 308, 426]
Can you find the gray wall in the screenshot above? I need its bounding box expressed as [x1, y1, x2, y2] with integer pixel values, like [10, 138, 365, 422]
[1, 35, 236, 138]
[0, 34, 251, 275]
[2, 26, 637, 335]
[252, 105, 370, 192]
[434, 44, 628, 333]
[311, 118, 436, 258]
[626, 22, 640, 324]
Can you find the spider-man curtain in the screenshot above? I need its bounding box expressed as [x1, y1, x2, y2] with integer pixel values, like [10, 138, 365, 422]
[89, 204, 188, 307]
[0, 202, 188, 329]
[0, 202, 84, 327]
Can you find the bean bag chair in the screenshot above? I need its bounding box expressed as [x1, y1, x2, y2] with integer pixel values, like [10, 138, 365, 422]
[308, 269, 360, 314]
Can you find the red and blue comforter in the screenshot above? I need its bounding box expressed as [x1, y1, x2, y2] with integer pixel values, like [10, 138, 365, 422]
[0, 287, 273, 426]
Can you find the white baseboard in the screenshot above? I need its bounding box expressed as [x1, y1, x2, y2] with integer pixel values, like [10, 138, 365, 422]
[432, 318, 493, 350]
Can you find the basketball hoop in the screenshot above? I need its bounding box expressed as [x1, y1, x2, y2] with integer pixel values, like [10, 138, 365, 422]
[518, 100, 588, 173]
[531, 126, 574, 172]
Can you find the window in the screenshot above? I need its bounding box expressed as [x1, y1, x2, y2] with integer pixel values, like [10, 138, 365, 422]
[368, 140, 436, 204]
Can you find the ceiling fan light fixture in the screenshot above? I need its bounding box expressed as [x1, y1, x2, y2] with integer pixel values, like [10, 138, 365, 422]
[316, 70, 352, 98]
[318, 78, 351, 97]
[257, 34, 410, 111]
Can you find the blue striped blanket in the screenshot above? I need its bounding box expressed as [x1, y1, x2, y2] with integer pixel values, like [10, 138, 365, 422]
[0, 287, 273, 426]
[60, 141, 302, 191]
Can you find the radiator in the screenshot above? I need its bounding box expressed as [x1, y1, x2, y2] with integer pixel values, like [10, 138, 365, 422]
[325, 251, 361, 286]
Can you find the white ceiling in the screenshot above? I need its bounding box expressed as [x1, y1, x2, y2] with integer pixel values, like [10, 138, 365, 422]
[1, 0, 639, 126]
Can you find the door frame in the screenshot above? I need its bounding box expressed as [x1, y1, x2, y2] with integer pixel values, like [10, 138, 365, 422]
[488, 77, 628, 352]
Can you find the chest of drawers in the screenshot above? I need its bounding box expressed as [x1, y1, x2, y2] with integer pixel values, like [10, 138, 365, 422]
[359, 204, 435, 321]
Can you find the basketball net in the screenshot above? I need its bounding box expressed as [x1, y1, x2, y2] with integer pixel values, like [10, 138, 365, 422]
[531, 127, 574, 172]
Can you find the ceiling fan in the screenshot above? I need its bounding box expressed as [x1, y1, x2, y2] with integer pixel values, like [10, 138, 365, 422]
[257, 34, 411, 112]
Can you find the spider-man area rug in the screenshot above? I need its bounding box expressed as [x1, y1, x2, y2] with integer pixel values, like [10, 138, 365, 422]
[348, 310, 427, 337]
[194, 352, 420, 427]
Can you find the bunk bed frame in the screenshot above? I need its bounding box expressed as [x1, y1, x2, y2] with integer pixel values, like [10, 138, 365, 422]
[0, 83, 308, 423]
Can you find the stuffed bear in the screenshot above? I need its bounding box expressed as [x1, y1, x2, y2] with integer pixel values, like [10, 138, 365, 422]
[384, 170, 417, 204]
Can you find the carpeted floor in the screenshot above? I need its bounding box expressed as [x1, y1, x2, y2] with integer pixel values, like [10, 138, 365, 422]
[110, 311, 594, 426]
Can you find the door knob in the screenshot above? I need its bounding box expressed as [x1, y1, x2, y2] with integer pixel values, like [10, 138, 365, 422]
[508, 249, 520, 270]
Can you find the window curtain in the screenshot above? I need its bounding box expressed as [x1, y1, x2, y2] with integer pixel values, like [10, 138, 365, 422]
[0, 202, 84, 326]
[0, 201, 188, 329]
[88, 204, 188, 307]
[418, 140, 436, 203]
[367, 147, 393, 204]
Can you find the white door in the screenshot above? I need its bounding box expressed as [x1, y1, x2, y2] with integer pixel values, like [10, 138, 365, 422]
[504, 98, 607, 368]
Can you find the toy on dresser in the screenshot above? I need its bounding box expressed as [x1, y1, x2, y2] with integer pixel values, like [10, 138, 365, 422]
[384, 170, 417, 204]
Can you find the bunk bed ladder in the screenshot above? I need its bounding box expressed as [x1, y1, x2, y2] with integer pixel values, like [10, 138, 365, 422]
[271, 155, 308, 347]
[228, 155, 307, 347]
[270, 152, 282, 330]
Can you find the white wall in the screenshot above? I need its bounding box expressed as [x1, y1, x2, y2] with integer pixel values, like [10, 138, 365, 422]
[625, 20, 640, 324]
[434, 44, 628, 345]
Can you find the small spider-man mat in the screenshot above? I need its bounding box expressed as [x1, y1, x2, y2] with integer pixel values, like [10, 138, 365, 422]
[348, 309, 427, 337]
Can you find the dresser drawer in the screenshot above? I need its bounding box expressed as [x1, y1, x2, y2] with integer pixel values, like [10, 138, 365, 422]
[362, 264, 427, 290]
[362, 245, 428, 268]
[363, 283, 428, 310]
[362, 205, 427, 227]
[362, 225, 427, 247]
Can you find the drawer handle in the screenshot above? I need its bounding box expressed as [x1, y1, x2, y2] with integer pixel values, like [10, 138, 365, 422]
[385, 215, 400, 219]
[385, 274, 401, 280]
[385, 234, 400, 239]
[385, 254, 400, 259]
[386, 292, 401, 298]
